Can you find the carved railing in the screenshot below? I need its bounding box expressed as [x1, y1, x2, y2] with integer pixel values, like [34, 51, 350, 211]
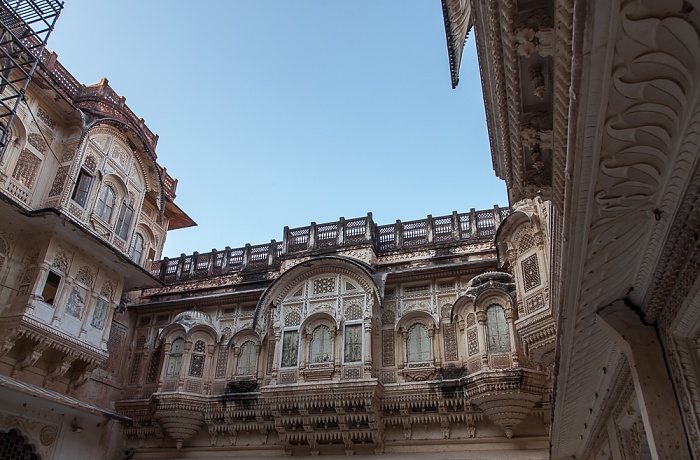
[151, 206, 510, 283]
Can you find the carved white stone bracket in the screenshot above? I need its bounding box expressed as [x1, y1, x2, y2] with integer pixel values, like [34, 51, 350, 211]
[596, 299, 691, 459]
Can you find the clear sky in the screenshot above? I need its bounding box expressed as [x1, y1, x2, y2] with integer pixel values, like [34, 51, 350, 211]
[47, 1, 508, 258]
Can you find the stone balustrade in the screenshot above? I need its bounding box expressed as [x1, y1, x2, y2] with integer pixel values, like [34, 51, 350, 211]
[151, 206, 510, 283]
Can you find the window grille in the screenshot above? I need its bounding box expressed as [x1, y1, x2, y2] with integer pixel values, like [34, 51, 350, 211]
[11, 149, 41, 188]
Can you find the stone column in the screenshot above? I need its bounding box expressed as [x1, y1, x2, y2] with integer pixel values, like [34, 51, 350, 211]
[504, 307, 519, 367]
[157, 341, 172, 391]
[476, 311, 489, 369]
[364, 320, 373, 377]
[596, 300, 691, 460]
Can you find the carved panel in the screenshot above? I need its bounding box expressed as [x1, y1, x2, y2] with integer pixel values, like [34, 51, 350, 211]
[214, 346, 229, 379]
[313, 277, 335, 294]
[522, 253, 541, 291]
[525, 292, 545, 314]
[467, 328, 479, 355]
[48, 166, 68, 197]
[343, 366, 361, 379]
[382, 329, 395, 366]
[100, 322, 126, 374]
[443, 323, 459, 361]
[11, 149, 41, 189]
[185, 380, 202, 394]
[145, 350, 161, 384]
[128, 354, 142, 385]
[279, 371, 297, 384]
[381, 371, 396, 384]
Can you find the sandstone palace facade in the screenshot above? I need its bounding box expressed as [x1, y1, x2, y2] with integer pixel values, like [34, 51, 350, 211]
[1, 0, 699, 459]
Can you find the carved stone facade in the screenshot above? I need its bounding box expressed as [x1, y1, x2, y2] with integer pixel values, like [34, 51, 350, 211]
[116, 212, 551, 457]
[0, 28, 193, 460]
[1, 0, 696, 459]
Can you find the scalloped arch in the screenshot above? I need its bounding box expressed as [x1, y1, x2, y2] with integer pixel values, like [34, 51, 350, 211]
[253, 256, 380, 334]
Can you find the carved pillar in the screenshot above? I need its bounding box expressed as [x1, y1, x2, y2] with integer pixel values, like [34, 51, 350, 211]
[232, 345, 241, 378]
[269, 329, 281, 384]
[429, 324, 441, 367]
[179, 340, 192, 391]
[158, 341, 172, 391]
[476, 311, 489, 369]
[398, 329, 407, 373]
[204, 344, 216, 394]
[30, 262, 51, 302]
[504, 307, 520, 367]
[364, 320, 372, 377]
[597, 300, 691, 460]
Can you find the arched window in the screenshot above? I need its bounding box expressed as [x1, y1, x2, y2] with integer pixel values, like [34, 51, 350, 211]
[309, 325, 333, 364]
[95, 185, 116, 222]
[406, 323, 431, 362]
[280, 330, 300, 368]
[130, 233, 144, 264]
[236, 341, 258, 375]
[486, 305, 510, 352]
[71, 168, 93, 207]
[165, 338, 184, 378]
[115, 202, 134, 240]
[189, 340, 206, 377]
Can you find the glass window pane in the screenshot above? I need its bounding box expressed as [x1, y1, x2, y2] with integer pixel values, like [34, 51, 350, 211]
[130, 234, 144, 263]
[407, 324, 431, 362]
[71, 170, 93, 207]
[116, 204, 134, 240]
[343, 324, 362, 363]
[237, 341, 258, 375]
[310, 326, 332, 363]
[165, 338, 184, 378]
[281, 330, 299, 368]
[96, 186, 115, 222]
[90, 297, 109, 330]
[486, 306, 511, 352]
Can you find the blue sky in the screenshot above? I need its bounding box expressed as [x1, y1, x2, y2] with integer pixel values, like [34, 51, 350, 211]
[47, 1, 507, 257]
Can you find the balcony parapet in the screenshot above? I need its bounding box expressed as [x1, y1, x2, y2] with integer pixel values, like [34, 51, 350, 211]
[151, 207, 510, 284]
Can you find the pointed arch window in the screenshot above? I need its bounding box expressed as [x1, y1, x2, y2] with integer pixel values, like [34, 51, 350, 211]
[95, 185, 116, 222]
[406, 323, 431, 362]
[309, 325, 333, 364]
[165, 338, 184, 378]
[486, 305, 510, 352]
[236, 341, 258, 375]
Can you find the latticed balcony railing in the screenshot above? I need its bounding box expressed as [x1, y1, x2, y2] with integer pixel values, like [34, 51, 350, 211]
[150, 206, 510, 283]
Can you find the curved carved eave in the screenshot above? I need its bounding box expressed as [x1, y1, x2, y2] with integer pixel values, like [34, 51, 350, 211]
[81, 117, 166, 214]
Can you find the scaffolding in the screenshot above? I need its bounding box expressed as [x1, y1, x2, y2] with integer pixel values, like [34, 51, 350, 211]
[0, 0, 63, 161]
